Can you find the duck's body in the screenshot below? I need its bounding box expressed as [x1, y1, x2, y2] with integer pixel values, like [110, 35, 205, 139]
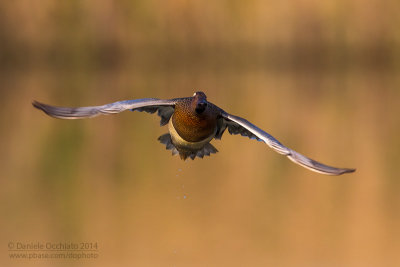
[33, 91, 356, 175]
[172, 93, 219, 142]
[164, 92, 220, 159]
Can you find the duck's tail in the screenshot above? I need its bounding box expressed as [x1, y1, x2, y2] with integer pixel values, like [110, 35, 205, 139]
[158, 133, 218, 160]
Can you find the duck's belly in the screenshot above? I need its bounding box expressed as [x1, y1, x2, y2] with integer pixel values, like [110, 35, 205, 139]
[168, 119, 216, 151]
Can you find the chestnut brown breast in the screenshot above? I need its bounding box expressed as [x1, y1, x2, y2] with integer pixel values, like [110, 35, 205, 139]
[172, 99, 218, 142]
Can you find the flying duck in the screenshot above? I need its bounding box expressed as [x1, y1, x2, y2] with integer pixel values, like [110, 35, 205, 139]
[33, 91, 355, 175]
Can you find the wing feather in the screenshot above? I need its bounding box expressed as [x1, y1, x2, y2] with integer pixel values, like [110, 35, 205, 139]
[33, 98, 176, 125]
[221, 112, 355, 175]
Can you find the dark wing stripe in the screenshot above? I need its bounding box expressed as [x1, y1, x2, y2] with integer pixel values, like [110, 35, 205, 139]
[221, 112, 355, 175]
[223, 113, 290, 155]
[227, 122, 263, 141]
[33, 98, 176, 124]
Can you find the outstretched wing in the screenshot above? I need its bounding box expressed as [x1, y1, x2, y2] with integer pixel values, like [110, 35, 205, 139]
[218, 111, 355, 175]
[33, 98, 177, 126]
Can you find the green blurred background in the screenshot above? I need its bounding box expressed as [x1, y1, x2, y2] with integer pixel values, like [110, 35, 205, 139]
[1, 0, 399, 266]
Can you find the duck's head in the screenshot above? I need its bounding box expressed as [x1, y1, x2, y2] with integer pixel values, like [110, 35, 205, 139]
[192, 91, 208, 114]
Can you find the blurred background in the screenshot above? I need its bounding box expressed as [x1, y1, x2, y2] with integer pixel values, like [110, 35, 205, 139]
[1, 0, 399, 266]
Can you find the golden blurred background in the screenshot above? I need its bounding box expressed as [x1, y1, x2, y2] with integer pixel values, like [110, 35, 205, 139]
[1, 0, 399, 266]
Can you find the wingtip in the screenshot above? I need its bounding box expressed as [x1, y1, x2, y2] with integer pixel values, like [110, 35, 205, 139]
[32, 100, 42, 109]
[32, 100, 47, 113]
[341, 168, 356, 175]
[32, 100, 52, 116]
